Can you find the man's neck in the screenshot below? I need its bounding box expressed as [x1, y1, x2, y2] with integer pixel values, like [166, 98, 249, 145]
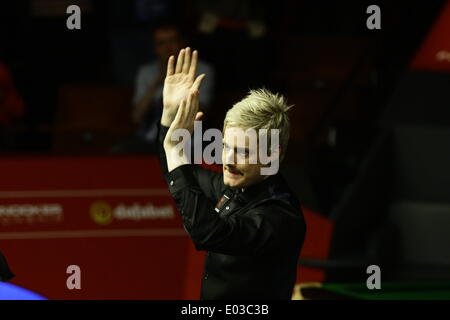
[241, 175, 271, 192]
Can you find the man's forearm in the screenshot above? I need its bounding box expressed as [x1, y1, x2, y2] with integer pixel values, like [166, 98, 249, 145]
[166, 147, 190, 172]
[157, 123, 170, 176]
[160, 108, 177, 127]
[158, 122, 190, 176]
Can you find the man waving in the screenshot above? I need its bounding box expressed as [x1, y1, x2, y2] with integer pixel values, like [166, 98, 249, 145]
[158, 47, 306, 300]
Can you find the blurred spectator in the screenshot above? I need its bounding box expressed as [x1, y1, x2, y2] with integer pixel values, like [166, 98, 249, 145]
[113, 20, 215, 153]
[0, 62, 25, 151]
[134, 0, 174, 22]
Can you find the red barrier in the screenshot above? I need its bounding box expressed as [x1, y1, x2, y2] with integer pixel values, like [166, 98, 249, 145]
[410, 0, 450, 72]
[0, 156, 332, 299]
[0, 156, 188, 299]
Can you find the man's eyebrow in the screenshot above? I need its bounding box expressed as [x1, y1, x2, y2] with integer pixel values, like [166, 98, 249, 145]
[222, 141, 249, 152]
[236, 146, 250, 154]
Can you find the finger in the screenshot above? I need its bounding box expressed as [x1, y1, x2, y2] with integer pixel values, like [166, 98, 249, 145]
[191, 90, 200, 115]
[166, 55, 175, 76]
[178, 97, 190, 123]
[188, 50, 198, 79]
[182, 47, 191, 74]
[185, 92, 196, 123]
[181, 97, 190, 121]
[191, 74, 206, 91]
[175, 49, 185, 73]
[195, 112, 204, 121]
[183, 92, 198, 129]
[172, 98, 185, 126]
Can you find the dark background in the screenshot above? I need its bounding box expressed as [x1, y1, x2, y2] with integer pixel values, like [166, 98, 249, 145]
[0, 0, 444, 153]
[1, 0, 449, 285]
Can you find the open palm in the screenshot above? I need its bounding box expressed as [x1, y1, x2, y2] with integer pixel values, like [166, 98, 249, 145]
[163, 47, 205, 116]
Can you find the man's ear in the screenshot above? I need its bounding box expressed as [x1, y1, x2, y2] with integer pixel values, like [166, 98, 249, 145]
[260, 148, 280, 176]
[271, 146, 281, 163]
[261, 146, 281, 167]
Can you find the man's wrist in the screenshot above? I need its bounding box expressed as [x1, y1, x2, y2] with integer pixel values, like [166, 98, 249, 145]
[164, 163, 198, 194]
[166, 147, 191, 172]
[161, 110, 176, 127]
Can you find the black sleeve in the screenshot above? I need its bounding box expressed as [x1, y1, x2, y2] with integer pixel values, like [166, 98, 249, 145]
[165, 165, 297, 256]
[157, 123, 224, 204]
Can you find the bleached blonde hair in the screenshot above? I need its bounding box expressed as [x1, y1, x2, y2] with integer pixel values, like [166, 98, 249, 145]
[223, 88, 294, 161]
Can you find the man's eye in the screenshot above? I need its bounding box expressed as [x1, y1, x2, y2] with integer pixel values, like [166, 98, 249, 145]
[237, 149, 247, 156]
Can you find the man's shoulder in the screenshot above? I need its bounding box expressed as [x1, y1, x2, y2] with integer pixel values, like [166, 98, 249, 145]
[247, 192, 302, 220]
[250, 199, 306, 242]
[257, 176, 304, 221]
[259, 197, 302, 217]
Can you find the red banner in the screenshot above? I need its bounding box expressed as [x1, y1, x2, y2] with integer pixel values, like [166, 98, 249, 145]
[0, 155, 331, 299]
[410, 0, 450, 72]
[0, 156, 189, 299]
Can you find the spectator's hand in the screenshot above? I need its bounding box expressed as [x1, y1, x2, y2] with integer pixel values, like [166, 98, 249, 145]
[161, 47, 205, 127]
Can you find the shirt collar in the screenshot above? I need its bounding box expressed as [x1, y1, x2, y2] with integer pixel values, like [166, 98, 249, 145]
[231, 174, 282, 205]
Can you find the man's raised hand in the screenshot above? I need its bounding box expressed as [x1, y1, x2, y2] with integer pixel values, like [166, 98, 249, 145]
[164, 90, 202, 172]
[161, 47, 205, 127]
[164, 90, 202, 150]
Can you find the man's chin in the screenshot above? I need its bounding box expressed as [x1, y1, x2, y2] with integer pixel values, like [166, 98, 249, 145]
[223, 177, 244, 188]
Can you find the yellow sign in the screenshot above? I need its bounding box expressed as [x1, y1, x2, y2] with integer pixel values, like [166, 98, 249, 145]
[90, 202, 113, 225]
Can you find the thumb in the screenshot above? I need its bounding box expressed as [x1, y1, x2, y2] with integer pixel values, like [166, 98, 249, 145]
[195, 112, 204, 121]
